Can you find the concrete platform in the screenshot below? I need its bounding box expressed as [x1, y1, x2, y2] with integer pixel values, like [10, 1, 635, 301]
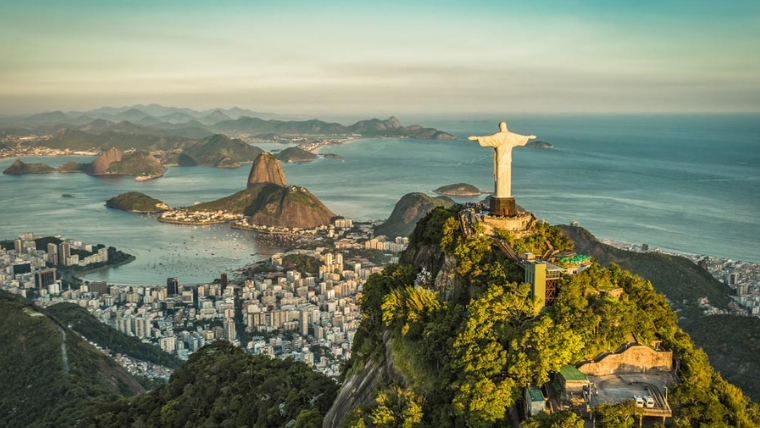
[588, 373, 672, 418]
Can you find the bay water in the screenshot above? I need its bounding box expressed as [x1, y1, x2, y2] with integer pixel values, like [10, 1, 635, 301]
[0, 114, 757, 284]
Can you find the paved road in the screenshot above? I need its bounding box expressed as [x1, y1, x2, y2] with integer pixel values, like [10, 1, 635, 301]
[58, 326, 70, 375]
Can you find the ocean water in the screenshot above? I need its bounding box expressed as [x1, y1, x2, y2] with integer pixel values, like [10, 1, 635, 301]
[0, 114, 758, 284]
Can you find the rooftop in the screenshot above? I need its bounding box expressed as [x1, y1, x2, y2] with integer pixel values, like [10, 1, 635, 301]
[560, 365, 588, 382]
[528, 385, 545, 402]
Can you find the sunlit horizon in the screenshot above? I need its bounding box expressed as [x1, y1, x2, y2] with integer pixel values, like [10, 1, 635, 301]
[1, 0, 759, 116]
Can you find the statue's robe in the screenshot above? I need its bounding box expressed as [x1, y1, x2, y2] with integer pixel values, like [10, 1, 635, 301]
[473, 131, 531, 198]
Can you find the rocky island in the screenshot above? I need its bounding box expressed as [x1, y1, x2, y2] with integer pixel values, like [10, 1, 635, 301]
[433, 182, 490, 196]
[273, 146, 318, 163]
[106, 192, 170, 213]
[526, 140, 554, 149]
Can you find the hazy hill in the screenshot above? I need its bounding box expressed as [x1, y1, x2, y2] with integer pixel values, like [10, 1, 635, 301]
[212, 116, 455, 139]
[159, 111, 197, 124]
[174, 134, 263, 168]
[3, 159, 58, 174]
[46, 303, 181, 369]
[37, 128, 194, 151]
[375, 192, 455, 238]
[0, 295, 143, 428]
[106, 192, 170, 213]
[200, 109, 232, 125]
[274, 146, 318, 163]
[108, 108, 156, 123]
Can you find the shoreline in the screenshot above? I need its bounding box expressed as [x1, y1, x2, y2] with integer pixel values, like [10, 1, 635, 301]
[67, 254, 137, 283]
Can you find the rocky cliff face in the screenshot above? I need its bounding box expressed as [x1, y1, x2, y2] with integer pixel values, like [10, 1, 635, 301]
[89, 147, 123, 174]
[247, 152, 286, 188]
[323, 331, 406, 428]
[375, 192, 455, 238]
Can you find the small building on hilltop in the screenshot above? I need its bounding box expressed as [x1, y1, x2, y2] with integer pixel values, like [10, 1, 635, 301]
[524, 386, 547, 416]
[557, 365, 590, 415]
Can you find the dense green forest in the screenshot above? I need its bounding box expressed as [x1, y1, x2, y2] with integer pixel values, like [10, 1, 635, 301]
[0, 294, 144, 428]
[344, 208, 760, 428]
[82, 341, 338, 428]
[47, 303, 183, 369]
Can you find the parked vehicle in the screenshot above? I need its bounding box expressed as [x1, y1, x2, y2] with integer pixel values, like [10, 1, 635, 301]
[634, 395, 645, 408]
[645, 395, 655, 408]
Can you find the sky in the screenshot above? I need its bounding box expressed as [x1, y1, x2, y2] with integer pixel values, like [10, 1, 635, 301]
[0, 0, 759, 116]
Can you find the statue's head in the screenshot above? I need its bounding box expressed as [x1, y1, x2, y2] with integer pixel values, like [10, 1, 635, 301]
[499, 121, 508, 132]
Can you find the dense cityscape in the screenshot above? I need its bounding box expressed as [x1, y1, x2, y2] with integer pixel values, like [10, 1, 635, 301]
[0, 220, 410, 380]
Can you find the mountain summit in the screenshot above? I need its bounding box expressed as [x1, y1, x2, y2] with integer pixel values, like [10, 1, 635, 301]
[247, 152, 286, 187]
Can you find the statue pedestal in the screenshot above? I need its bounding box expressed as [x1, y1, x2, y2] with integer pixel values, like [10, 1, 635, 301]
[490, 197, 517, 217]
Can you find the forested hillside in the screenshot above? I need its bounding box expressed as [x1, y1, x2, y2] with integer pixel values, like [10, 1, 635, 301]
[337, 208, 760, 428]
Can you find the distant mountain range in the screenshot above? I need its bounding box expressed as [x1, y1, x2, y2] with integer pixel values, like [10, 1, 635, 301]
[0, 104, 456, 141]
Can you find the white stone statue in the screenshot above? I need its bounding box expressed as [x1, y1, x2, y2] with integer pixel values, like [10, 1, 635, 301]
[468, 121, 536, 199]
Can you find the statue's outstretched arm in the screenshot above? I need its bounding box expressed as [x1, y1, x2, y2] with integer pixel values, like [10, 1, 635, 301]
[468, 136, 479, 141]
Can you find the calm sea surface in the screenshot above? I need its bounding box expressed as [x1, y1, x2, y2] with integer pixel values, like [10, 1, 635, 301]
[1, 114, 758, 284]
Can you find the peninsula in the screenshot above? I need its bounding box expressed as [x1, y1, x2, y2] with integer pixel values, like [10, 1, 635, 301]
[158, 152, 336, 230]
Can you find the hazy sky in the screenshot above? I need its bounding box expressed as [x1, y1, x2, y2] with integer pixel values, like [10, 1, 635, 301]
[1, 0, 759, 115]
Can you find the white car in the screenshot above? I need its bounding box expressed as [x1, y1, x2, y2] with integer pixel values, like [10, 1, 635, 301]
[633, 395, 645, 408]
[645, 396, 655, 408]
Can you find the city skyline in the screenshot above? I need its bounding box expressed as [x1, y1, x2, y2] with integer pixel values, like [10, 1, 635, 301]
[1, 0, 759, 115]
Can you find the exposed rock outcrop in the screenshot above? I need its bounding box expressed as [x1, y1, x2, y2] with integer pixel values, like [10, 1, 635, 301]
[375, 192, 455, 238]
[89, 147, 123, 174]
[247, 152, 286, 188]
[323, 331, 406, 428]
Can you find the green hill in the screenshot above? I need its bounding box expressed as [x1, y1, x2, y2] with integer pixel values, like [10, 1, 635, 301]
[329, 208, 760, 428]
[46, 303, 182, 369]
[171, 134, 262, 168]
[188, 182, 336, 229]
[375, 192, 455, 238]
[187, 183, 279, 214]
[558, 225, 733, 315]
[106, 191, 170, 213]
[0, 295, 144, 428]
[79, 341, 337, 428]
[433, 182, 487, 196]
[274, 146, 318, 163]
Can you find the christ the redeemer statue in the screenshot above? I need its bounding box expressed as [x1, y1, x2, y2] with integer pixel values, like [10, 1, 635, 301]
[469, 121, 536, 216]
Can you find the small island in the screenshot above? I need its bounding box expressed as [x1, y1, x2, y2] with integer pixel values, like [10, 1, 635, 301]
[273, 147, 318, 164]
[106, 192, 170, 213]
[433, 183, 490, 197]
[323, 153, 343, 159]
[526, 140, 554, 149]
